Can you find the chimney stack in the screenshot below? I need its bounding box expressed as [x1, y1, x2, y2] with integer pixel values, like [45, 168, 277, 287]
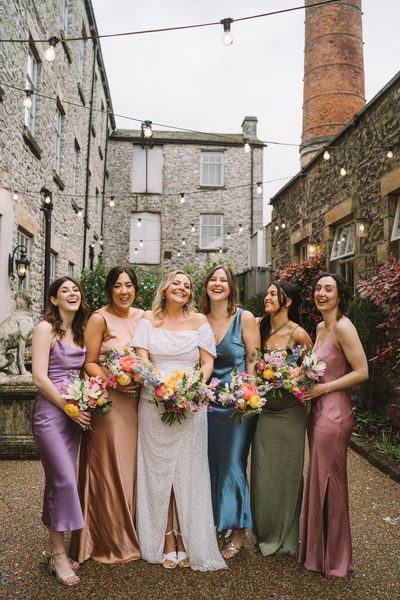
[300, 0, 365, 167]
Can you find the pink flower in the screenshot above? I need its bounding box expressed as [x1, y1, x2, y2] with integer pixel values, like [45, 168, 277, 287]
[88, 398, 98, 409]
[155, 385, 166, 399]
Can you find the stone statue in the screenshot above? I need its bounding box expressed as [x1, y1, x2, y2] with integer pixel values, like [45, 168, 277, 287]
[0, 292, 34, 383]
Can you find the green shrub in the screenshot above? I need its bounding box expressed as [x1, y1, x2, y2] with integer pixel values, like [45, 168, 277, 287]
[242, 292, 265, 317]
[80, 257, 108, 314]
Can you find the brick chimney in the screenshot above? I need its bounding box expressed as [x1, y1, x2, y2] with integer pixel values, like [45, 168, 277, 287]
[242, 116, 258, 140]
[300, 0, 365, 167]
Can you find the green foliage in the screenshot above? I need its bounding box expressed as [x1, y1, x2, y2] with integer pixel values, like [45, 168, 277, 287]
[242, 292, 265, 317]
[354, 408, 400, 464]
[80, 257, 108, 314]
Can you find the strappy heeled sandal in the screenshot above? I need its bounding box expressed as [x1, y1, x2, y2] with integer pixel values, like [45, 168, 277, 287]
[221, 529, 248, 560]
[162, 530, 178, 569]
[42, 551, 80, 571]
[47, 550, 80, 586]
[176, 531, 190, 568]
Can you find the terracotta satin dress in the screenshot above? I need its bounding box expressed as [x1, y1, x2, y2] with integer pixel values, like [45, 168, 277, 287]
[70, 307, 143, 563]
[299, 326, 354, 577]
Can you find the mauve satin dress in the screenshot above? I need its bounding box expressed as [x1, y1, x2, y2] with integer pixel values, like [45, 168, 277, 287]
[33, 339, 85, 532]
[299, 328, 354, 577]
[70, 308, 143, 564]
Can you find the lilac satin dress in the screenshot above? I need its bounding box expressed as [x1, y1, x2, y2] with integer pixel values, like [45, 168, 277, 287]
[299, 328, 353, 577]
[33, 339, 85, 532]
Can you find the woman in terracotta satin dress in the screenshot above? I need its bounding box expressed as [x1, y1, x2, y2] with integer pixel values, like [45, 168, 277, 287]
[299, 273, 368, 578]
[70, 267, 144, 564]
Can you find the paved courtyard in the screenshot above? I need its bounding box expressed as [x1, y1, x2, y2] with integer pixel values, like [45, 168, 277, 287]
[0, 449, 399, 600]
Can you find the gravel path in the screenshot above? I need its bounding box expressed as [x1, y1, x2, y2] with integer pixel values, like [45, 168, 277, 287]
[0, 449, 399, 600]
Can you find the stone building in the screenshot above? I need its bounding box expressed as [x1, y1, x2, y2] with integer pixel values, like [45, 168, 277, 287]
[103, 118, 263, 274]
[0, 0, 114, 322]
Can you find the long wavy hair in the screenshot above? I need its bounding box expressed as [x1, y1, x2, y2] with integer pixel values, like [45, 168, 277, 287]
[313, 271, 351, 316]
[152, 270, 195, 322]
[259, 280, 301, 349]
[104, 266, 139, 304]
[43, 277, 89, 347]
[199, 265, 237, 316]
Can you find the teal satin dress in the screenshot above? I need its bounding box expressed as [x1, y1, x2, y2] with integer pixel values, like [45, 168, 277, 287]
[207, 308, 256, 532]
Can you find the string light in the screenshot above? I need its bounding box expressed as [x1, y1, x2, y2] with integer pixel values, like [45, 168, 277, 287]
[387, 149, 394, 159]
[219, 247, 223, 253]
[227, 232, 231, 240]
[100, 237, 104, 247]
[239, 224, 243, 233]
[137, 218, 142, 227]
[340, 167, 347, 177]
[190, 224, 196, 233]
[256, 182, 263, 194]
[180, 193, 186, 204]
[109, 197, 115, 207]
[141, 120, 153, 139]
[134, 247, 138, 255]
[77, 209, 83, 217]
[23, 89, 33, 109]
[274, 224, 279, 231]
[220, 18, 233, 46]
[177, 250, 181, 257]
[182, 238, 186, 246]
[281, 222, 286, 229]
[243, 138, 251, 153]
[323, 149, 330, 160]
[44, 36, 59, 62]
[13, 191, 18, 200]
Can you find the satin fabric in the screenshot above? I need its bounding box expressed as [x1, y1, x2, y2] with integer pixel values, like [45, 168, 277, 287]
[208, 308, 256, 531]
[32, 339, 85, 532]
[70, 308, 143, 564]
[299, 328, 354, 577]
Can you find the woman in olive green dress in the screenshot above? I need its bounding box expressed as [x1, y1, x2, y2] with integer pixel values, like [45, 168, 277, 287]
[251, 281, 311, 557]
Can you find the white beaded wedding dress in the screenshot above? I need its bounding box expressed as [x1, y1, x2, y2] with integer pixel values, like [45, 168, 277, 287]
[132, 319, 227, 571]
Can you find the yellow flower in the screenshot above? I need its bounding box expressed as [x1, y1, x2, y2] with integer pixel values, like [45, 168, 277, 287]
[123, 345, 130, 353]
[171, 370, 185, 381]
[97, 396, 105, 407]
[237, 399, 246, 411]
[247, 395, 261, 409]
[263, 368, 275, 380]
[133, 373, 142, 383]
[117, 373, 132, 386]
[64, 403, 79, 418]
[281, 351, 287, 357]
[163, 387, 175, 398]
[164, 379, 177, 391]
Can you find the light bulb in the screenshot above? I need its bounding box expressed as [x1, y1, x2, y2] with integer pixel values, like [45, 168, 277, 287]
[323, 150, 330, 160]
[239, 224, 243, 233]
[244, 142, 251, 153]
[281, 222, 286, 229]
[109, 199, 115, 207]
[359, 223, 365, 233]
[77, 209, 83, 217]
[180, 193, 185, 204]
[13, 191, 18, 200]
[387, 150, 394, 159]
[137, 218, 142, 228]
[219, 247, 223, 254]
[142, 120, 153, 138]
[100, 237, 104, 247]
[44, 195, 52, 204]
[256, 182, 263, 194]
[182, 239, 186, 246]
[220, 18, 233, 46]
[340, 167, 347, 176]
[227, 232, 231, 240]
[177, 251, 181, 257]
[134, 248, 138, 255]
[23, 90, 33, 109]
[190, 224, 195, 233]
[139, 240, 143, 247]
[44, 37, 59, 62]
[274, 225, 279, 231]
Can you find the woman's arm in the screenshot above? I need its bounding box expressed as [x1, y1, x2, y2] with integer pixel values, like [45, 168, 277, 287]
[293, 326, 312, 348]
[242, 310, 261, 374]
[32, 321, 91, 428]
[199, 348, 214, 381]
[84, 313, 108, 379]
[303, 318, 368, 400]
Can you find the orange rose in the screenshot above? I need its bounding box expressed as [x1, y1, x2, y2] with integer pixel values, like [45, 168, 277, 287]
[119, 355, 138, 373]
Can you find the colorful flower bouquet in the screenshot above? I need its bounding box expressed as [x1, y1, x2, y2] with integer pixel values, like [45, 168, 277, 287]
[62, 371, 112, 425]
[104, 345, 161, 390]
[255, 346, 326, 403]
[148, 366, 218, 426]
[216, 368, 265, 420]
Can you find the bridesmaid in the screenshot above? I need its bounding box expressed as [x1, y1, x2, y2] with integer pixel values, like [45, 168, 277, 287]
[300, 273, 368, 577]
[32, 277, 90, 586]
[70, 266, 144, 564]
[199, 265, 260, 558]
[251, 281, 312, 558]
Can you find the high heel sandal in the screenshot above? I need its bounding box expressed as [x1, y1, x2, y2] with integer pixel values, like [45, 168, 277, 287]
[176, 531, 190, 568]
[221, 529, 249, 560]
[162, 530, 178, 569]
[42, 551, 80, 571]
[47, 550, 80, 586]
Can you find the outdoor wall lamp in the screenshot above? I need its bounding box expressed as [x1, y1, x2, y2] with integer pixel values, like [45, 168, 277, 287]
[356, 214, 372, 238]
[8, 244, 30, 282]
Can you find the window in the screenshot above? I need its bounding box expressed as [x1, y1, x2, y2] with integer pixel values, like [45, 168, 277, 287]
[330, 222, 355, 261]
[24, 48, 37, 134]
[54, 105, 62, 172]
[62, 0, 69, 33]
[199, 214, 224, 250]
[130, 212, 161, 264]
[337, 257, 354, 291]
[391, 198, 400, 242]
[132, 146, 163, 193]
[17, 229, 31, 292]
[68, 261, 75, 277]
[200, 152, 224, 187]
[73, 140, 80, 195]
[77, 27, 86, 84]
[50, 251, 57, 282]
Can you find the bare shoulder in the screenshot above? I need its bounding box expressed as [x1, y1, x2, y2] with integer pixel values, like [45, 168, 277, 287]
[190, 312, 208, 327]
[241, 309, 257, 324]
[34, 320, 53, 336]
[293, 325, 312, 347]
[335, 316, 357, 338]
[143, 310, 155, 324]
[87, 311, 107, 330]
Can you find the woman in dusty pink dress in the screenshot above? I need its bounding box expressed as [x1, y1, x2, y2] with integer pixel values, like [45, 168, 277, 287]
[70, 266, 144, 564]
[299, 273, 368, 578]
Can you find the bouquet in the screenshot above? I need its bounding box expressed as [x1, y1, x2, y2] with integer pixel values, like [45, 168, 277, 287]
[291, 348, 327, 402]
[148, 366, 218, 426]
[216, 368, 265, 420]
[104, 345, 161, 390]
[62, 371, 112, 425]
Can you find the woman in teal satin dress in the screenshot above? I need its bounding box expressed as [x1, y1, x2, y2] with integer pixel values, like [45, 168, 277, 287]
[200, 266, 260, 559]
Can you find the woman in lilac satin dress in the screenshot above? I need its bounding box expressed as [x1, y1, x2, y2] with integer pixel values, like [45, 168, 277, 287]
[32, 277, 90, 587]
[299, 273, 368, 578]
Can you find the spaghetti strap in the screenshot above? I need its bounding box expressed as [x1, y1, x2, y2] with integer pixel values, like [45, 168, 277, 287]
[287, 324, 300, 347]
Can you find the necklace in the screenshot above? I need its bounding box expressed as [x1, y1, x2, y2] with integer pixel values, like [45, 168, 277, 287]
[266, 319, 289, 340]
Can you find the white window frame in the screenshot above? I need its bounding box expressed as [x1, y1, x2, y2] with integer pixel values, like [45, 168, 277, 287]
[199, 214, 224, 250]
[24, 48, 37, 134]
[330, 222, 355, 261]
[17, 230, 31, 292]
[54, 106, 62, 172]
[130, 212, 161, 264]
[50, 251, 57, 282]
[200, 152, 224, 187]
[391, 198, 400, 242]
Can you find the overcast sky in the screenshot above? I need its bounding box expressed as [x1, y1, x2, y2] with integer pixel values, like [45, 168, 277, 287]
[91, 0, 400, 224]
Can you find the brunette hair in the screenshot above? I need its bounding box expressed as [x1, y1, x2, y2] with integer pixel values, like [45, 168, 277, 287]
[199, 265, 237, 316]
[104, 266, 139, 303]
[43, 277, 88, 347]
[152, 270, 195, 321]
[259, 280, 301, 348]
[314, 271, 351, 315]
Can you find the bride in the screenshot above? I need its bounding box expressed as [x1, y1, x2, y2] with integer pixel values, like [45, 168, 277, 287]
[132, 270, 226, 571]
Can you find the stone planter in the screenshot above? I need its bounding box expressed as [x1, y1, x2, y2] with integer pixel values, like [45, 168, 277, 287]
[0, 383, 38, 459]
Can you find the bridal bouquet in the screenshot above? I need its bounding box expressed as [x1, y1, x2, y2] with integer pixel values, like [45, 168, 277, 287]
[291, 348, 327, 402]
[62, 371, 112, 423]
[104, 346, 161, 389]
[216, 368, 265, 420]
[148, 366, 218, 426]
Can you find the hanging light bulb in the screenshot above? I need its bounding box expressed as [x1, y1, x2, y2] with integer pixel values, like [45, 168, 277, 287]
[77, 209, 83, 217]
[274, 225, 279, 231]
[100, 237, 104, 247]
[109, 197, 115, 208]
[256, 182, 263, 195]
[137, 218, 142, 228]
[13, 191, 19, 200]
[190, 224, 196, 233]
[238, 224, 243, 233]
[281, 222, 286, 229]
[23, 89, 33, 109]
[142, 120, 153, 139]
[220, 18, 233, 47]
[227, 232, 231, 240]
[134, 247, 138, 255]
[323, 149, 330, 160]
[139, 240, 143, 248]
[181, 238, 186, 246]
[44, 36, 60, 62]
[340, 167, 347, 176]
[219, 247, 223, 254]
[177, 250, 181, 257]
[243, 138, 251, 153]
[387, 149, 394, 159]
[180, 193, 185, 204]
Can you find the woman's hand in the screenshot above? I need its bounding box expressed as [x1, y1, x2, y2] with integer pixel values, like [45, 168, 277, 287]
[70, 410, 92, 429]
[302, 383, 328, 401]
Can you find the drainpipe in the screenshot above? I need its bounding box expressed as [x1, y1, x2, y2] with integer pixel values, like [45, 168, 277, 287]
[100, 111, 109, 237]
[250, 145, 254, 235]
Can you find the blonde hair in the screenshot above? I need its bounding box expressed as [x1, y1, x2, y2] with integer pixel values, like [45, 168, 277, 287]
[152, 270, 195, 322]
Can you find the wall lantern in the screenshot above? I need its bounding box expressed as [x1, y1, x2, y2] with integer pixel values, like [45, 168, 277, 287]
[8, 244, 30, 282]
[356, 215, 371, 238]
